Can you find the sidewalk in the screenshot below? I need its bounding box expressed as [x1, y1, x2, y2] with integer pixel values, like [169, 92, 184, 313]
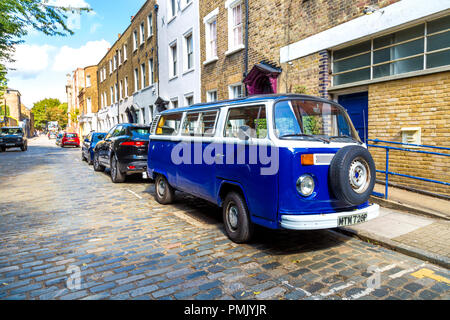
[337, 185, 450, 269]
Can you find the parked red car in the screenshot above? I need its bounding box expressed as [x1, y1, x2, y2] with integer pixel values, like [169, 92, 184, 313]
[61, 133, 80, 148]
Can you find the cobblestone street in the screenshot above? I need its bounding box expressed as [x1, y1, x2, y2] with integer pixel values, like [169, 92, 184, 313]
[0, 137, 449, 300]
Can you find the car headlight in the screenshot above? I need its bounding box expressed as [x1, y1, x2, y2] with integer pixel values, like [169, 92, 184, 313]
[296, 174, 315, 197]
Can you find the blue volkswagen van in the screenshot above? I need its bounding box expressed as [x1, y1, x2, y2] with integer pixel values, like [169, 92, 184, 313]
[147, 94, 379, 243]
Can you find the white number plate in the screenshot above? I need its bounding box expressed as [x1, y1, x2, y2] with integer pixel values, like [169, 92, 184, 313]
[338, 212, 368, 227]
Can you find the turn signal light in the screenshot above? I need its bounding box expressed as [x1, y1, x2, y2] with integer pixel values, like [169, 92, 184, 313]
[301, 154, 314, 166]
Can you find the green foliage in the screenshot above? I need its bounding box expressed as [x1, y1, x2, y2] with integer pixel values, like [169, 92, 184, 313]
[0, 0, 91, 87]
[69, 107, 80, 125]
[303, 116, 322, 135]
[32, 98, 68, 129]
[292, 85, 309, 95]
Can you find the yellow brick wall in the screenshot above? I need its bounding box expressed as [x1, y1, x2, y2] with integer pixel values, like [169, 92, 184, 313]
[368, 71, 450, 196]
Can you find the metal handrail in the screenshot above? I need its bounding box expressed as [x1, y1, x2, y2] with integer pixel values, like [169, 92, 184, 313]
[368, 139, 450, 199]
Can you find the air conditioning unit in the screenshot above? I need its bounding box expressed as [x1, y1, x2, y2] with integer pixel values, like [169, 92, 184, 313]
[401, 127, 421, 147]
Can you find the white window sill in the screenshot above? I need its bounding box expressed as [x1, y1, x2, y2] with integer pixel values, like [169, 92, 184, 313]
[203, 56, 218, 65]
[183, 68, 195, 76]
[169, 75, 178, 81]
[181, 1, 193, 12]
[225, 44, 245, 56]
[167, 15, 176, 25]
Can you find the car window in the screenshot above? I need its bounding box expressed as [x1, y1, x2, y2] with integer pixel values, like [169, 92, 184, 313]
[94, 134, 105, 142]
[1, 128, 23, 135]
[156, 113, 183, 136]
[224, 105, 267, 139]
[105, 126, 116, 140]
[182, 112, 200, 136]
[66, 134, 78, 138]
[130, 127, 151, 139]
[199, 111, 219, 137]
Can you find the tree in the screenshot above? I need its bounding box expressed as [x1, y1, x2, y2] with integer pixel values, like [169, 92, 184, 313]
[32, 98, 68, 129]
[0, 0, 91, 86]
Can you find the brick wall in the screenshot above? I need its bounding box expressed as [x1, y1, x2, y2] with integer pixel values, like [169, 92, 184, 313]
[200, 0, 246, 101]
[369, 71, 450, 196]
[84, 66, 99, 114]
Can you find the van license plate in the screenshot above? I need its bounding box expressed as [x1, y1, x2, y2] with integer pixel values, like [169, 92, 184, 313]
[338, 213, 368, 227]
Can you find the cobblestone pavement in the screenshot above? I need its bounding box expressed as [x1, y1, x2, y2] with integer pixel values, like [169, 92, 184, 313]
[0, 136, 449, 300]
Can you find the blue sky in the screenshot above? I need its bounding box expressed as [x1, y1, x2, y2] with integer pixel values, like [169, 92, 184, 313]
[7, 0, 146, 108]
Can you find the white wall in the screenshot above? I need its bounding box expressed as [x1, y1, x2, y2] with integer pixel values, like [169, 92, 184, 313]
[158, 0, 201, 109]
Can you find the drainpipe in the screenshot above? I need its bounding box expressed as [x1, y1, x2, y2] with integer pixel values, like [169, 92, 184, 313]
[154, 4, 160, 116]
[116, 49, 120, 123]
[244, 0, 249, 96]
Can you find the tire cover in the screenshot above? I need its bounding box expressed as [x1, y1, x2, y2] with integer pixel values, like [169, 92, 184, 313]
[329, 146, 376, 206]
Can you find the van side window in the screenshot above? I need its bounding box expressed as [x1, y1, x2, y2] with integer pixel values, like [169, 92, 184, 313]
[156, 113, 182, 136]
[200, 111, 219, 136]
[224, 105, 267, 139]
[182, 112, 200, 136]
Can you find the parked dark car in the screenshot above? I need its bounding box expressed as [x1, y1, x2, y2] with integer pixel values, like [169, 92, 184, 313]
[0, 127, 27, 152]
[93, 124, 150, 183]
[81, 132, 106, 165]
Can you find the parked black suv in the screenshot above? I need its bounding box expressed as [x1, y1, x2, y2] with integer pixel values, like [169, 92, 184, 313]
[0, 127, 28, 152]
[93, 124, 150, 183]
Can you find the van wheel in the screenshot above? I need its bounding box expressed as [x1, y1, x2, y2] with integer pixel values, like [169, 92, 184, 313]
[93, 152, 105, 172]
[223, 192, 253, 243]
[154, 175, 175, 204]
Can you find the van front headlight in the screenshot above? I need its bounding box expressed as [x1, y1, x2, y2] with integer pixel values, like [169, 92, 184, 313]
[297, 174, 315, 197]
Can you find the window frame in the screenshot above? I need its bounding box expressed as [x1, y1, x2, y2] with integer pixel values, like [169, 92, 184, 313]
[223, 104, 268, 140]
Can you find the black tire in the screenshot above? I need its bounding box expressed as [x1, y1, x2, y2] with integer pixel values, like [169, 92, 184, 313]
[222, 192, 254, 244]
[110, 155, 126, 183]
[21, 144, 27, 152]
[0, 147, 5, 152]
[87, 153, 93, 165]
[329, 146, 376, 206]
[93, 152, 105, 172]
[154, 175, 175, 205]
[81, 152, 86, 162]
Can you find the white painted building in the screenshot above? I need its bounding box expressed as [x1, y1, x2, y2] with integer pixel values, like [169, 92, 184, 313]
[157, 0, 202, 111]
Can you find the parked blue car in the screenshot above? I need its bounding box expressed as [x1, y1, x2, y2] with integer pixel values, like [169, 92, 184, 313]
[147, 94, 379, 243]
[81, 132, 106, 165]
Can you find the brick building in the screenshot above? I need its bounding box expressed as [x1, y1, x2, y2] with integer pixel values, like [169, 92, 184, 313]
[78, 65, 99, 136]
[97, 0, 159, 132]
[198, 0, 449, 196]
[66, 68, 85, 133]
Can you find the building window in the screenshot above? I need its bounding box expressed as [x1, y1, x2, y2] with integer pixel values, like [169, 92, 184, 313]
[119, 80, 123, 100]
[86, 75, 91, 87]
[124, 77, 128, 97]
[207, 90, 218, 102]
[133, 30, 138, 51]
[170, 42, 178, 78]
[171, 99, 178, 109]
[109, 60, 113, 74]
[134, 68, 139, 92]
[110, 87, 114, 104]
[185, 95, 194, 106]
[87, 98, 92, 114]
[141, 107, 146, 124]
[226, 0, 243, 52]
[113, 55, 117, 70]
[169, 0, 177, 19]
[185, 33, 194, 70]
[123, 44, 128, 61]
[118, 49, 122, 65]
[140, 22, 145, 44]
[332, 15, 450, 86]
[149, 58, 154, 85]
[115, 83, 119, 102]
[203, 8, 218, 62]
[141, 63, 146, 89]
[229, 83, 243, 99]
[148, 14, 153, 37]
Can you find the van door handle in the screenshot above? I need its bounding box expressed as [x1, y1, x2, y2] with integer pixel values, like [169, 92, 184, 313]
[216, 153, 225, 158]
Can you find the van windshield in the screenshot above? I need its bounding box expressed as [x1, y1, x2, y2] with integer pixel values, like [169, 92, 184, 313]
[274, 100, 361, 143]
[1, 128, 23, 136]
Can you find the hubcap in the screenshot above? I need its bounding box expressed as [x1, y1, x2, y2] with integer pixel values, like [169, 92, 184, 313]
[349, 157, 370, 194]
[157, 179, 166, 198]
[227, 203, 239, 231]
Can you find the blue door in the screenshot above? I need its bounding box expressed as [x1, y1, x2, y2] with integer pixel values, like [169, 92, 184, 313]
[338, 92, 369, 143]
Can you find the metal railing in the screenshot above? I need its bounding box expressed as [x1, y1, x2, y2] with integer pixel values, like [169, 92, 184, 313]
[367, 139, 450, 199]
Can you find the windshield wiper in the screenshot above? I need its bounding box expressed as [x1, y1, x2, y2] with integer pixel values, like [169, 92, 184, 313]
[280, 134, 330, 144]
[328, 135, 362, 145]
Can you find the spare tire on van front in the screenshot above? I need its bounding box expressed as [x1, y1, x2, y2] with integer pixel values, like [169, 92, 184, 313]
[329, 146, 376, 206]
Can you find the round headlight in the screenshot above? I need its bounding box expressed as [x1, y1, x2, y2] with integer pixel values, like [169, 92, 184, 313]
[297, 175, 315, 197]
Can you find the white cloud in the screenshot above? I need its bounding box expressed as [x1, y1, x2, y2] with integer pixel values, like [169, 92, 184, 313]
[8, 44, 56, 79]
[52, 39, 110, 72]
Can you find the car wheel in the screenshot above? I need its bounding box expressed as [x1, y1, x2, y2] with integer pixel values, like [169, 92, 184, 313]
[223, 192, 254, 244]
[81, 152, 86, 162]
[110, 156, 126, 183]
[93, 152, 105, 172]
[87, 153, 93, 165]
[0, 147, 5, 152]
[21, 144, 27, 152]
[154, 175, 175, 205]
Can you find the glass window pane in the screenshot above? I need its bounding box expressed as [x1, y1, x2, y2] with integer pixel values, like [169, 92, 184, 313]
[427, 30, 450, 52]
[200, 111, 218, 136]
[427, 15, 450, 34]
[333, 68, 370, 85]
[333, 41, 371, 60]
[225, 106, 267, 139]
[182, 112, 200, 136]
[374, 38, 423, 63]
[156, 113, 182, 136]
[427, 49, 450, 69]
[374, 24, 424, 49]
[333, 53, 370, 73]
[373, 56, 423, 78]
